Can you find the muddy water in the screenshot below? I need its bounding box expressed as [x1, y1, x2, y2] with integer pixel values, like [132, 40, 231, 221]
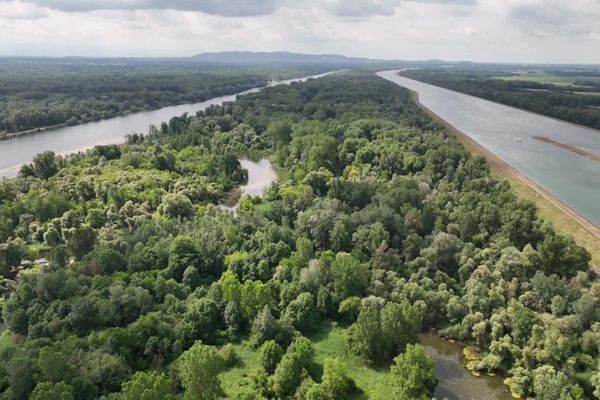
[420, 332, 512, 400]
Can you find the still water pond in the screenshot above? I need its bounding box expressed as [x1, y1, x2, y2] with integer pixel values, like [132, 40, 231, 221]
[420, 333, 512, 400]
[378, 70, 600, 228]
[0, 72, 337, 178]
[220, 158, 277, 210]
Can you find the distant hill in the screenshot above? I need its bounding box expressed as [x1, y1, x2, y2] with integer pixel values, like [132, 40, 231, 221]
[192, 51, 404, 66]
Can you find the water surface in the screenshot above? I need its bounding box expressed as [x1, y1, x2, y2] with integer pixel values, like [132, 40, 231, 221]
[220, 158, 277, 210]
[378, 70, 600, 228]
[420, 333, 512, 400]
[0, 71, 337, 178]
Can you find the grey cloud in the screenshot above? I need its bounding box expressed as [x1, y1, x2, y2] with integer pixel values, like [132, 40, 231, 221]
[12, 0, 284, 16]
[0, 1, 48, 19]
[509, 2, 597, 37]
[330, 0, 397, 17]
[329, 0, 477, 18]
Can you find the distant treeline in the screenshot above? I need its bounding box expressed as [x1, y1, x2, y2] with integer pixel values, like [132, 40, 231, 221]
[0, 63, 325, 135]
[400, 69, 600, 130]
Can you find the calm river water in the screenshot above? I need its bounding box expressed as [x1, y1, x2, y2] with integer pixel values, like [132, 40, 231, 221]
[378, 70, 600, 228]
[0, 71, 338, 178]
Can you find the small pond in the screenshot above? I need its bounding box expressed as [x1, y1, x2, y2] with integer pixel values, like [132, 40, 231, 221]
[420, 332, 513, 400]
[220, 158, 277, 210]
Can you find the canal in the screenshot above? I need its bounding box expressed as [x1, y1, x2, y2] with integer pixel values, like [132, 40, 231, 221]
[378, 70, 600, 229]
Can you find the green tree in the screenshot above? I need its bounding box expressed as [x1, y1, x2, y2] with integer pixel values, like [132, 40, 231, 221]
[120, 371, 176, 400]
[390, 344, 436, 400]
[30, 382, 74, 400]
[271, 353, 303, 399]
[251, 306, 279, 347]
[37, 347, 76, 383]
[330, 253, 369, 302]
[64, 224, 96, 259]
[510, 303, 537, 346]
[431, 232, 461, 273]
[178, 341, 225, 400]
[381, 301, 422, 356]
[7, 353, 36, 400]
[80, 350, 130, 395]
[350, 301, 422, 364]
[338, 296, 362, 322]
[83, 245, 126, 275]
[257, 340, 284, 374]
[240, 280, 273, 320]
[532, 365, 582, 400]
[31, 151, 60, 179]
[182, 266, 201, 289]
[282, 292, 317, 333]
[159, 193, 195, 219]
[321, 358, 356, 399]
[537, 233, 590, 278]
[592, 369, 600, 399]
[167, 235, 200, 281]
[350, 305, 384, 365]
[0, 238, 28, 278]
[288, 336, 315, 368]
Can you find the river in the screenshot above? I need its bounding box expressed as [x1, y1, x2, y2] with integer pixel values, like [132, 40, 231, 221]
[0, 71, 339, 178]
[378, 70, 600, 229]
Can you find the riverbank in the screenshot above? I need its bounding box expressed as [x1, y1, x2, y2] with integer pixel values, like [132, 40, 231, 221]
[0, 123, 70, 141]
[399, 71, 600, 136]
[409, 90, 600, 268]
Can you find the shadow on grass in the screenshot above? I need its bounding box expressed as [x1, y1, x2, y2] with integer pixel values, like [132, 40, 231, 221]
[232, 356, 246, 369]
[307, 320, 336, 342]
[307, 360, 324, 382]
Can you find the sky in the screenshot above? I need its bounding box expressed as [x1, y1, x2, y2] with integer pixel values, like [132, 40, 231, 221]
[0, 0, 599, 63]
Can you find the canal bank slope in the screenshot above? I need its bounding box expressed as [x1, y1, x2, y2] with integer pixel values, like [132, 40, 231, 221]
[409, 89, 600, 268]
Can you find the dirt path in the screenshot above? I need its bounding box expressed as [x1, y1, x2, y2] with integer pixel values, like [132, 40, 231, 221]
[408, 90, 600, 275]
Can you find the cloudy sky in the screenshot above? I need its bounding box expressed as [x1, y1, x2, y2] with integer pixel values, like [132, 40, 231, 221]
[0, 0, 599, 63]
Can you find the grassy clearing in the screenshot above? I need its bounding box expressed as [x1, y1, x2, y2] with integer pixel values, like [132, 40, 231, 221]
[311, 324, 394, 400]
[253, 200, 274, 213]
[220, 340, 261, 397]
[220, 323, 394, 400]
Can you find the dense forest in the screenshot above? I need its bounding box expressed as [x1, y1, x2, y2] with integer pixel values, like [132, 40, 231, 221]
[400, 69, 600, 130]
[0, 60, 324, 135]
[0, 72, 599, 400]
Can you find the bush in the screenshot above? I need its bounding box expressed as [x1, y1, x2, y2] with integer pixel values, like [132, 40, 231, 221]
[338, 296, 362, 322]
[270, 353, 303, 399]
[287, 336, 315, 368]
[219, 344, 238, 369]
